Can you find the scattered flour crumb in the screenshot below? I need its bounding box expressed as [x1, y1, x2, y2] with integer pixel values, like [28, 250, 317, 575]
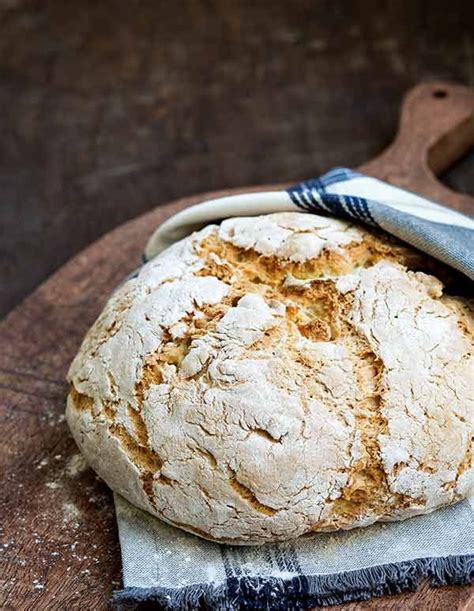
[62, 502, 81, 524]
[65, 453, 88, 478]
[45, 481, 61, 490]
[32, 579, 45, 590]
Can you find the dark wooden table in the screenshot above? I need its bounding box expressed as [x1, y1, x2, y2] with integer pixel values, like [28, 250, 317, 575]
[1, 0, 474, 317]
[1, 2, 474, 610]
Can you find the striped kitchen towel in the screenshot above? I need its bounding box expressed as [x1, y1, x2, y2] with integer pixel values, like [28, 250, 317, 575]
[114, 168, 473, 610]
[145, 168, 474, 279]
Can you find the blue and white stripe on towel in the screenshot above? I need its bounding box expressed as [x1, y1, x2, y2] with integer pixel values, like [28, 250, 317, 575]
[145, 167, 474, 280]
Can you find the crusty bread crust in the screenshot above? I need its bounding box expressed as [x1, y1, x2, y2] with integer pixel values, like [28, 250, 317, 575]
[66, 213, 473, 544]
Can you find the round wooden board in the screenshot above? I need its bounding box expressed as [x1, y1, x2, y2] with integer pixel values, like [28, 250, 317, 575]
[1, 189, 473, 611]
[1, 82, 474, 609]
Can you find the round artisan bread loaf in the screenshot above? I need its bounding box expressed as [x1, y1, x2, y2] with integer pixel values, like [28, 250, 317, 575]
[66, 212, 473, 544]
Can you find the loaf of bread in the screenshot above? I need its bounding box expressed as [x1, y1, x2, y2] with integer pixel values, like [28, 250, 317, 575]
[66, 212, 473, 544]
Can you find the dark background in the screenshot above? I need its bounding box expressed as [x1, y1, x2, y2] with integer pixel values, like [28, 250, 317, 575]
[1, 0, 473, 318]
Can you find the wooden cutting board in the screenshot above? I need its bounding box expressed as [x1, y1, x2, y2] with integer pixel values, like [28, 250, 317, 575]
[1, 81, 473, 611]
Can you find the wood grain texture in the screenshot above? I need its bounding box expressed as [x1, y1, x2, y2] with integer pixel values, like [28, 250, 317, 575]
[1, 78, 474, 609]
[1, 0, 474, 317]
[361, 81, 474, 211]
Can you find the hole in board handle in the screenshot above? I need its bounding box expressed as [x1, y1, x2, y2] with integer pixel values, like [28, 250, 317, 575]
[433, 89, 448, 99]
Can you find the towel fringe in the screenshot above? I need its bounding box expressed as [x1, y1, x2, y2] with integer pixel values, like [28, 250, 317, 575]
[112, 554, 473, 610]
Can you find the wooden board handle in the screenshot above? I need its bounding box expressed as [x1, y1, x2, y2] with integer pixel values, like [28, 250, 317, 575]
[359, 81, 474, 212]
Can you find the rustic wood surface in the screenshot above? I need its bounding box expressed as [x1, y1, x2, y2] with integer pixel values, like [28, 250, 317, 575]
[1, 0, 474, 318]
[360, 81, 474, 211]
[1, 79, 473, 609]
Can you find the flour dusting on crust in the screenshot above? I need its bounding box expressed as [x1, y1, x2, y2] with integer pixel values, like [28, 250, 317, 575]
[67, 212, 473, 544]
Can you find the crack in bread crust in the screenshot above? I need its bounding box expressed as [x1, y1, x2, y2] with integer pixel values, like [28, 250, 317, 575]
[228, 468, 279, 516]
[67, 212, 474, 544]
[69, 385, 94, 412]
[323, 339, 413, 526]
[108, 423, 162, 472]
